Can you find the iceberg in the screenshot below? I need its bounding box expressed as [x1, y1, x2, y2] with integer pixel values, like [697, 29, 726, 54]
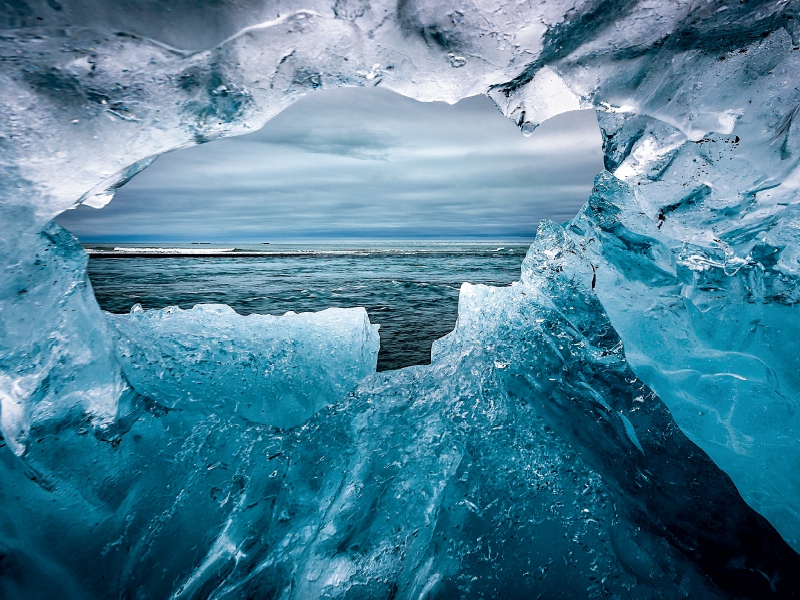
[108, 303, 379, 428]
[3, 0, 800, 597]
[2, 221, 799, 599]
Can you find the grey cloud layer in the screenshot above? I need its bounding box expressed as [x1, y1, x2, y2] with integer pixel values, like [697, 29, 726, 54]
[57, 87, 603, 241]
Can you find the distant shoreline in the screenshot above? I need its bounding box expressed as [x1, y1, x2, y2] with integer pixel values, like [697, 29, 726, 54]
[86, 248, 527, 259]
[88, 251, 277, 258]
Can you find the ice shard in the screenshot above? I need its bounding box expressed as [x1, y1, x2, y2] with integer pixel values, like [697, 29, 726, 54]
[108, 303, 379, 428]
[3, 0, 800, 597]
[554, 168, 800, 552]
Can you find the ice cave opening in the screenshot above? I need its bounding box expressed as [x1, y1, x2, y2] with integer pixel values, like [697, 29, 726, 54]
[3, 1, 800, 598]
[53, 87, 603, 372]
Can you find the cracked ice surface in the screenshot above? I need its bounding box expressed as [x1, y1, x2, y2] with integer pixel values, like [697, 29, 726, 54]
[3, 0, 800, 597]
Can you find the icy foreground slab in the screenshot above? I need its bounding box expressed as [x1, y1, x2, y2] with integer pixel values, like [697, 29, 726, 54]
[108, 304, 379, 428]
[1, 222, 799, 599]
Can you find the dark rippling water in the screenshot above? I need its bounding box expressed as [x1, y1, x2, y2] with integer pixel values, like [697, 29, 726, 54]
[86, 242, 529, 371]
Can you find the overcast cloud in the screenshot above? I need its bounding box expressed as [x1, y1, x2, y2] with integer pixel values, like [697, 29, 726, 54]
[56, 87, 604, 242]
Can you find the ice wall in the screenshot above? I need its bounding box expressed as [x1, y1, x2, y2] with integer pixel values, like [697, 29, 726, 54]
[564, 168, 800, 551]
[0, 224, 125, 456]
[3, 0, 800, 597]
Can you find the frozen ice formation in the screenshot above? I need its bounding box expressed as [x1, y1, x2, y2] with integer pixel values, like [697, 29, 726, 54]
[4, 216, 800, 599]
[0, 224, 126, 456]
[553, 169, 800, 553]
[3, 0, 800, 597]
[108, 303, 379, 428]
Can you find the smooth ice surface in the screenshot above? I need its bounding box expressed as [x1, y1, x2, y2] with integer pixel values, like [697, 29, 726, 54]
[108, 303, 378, 427]
[3, 0, 800, 596]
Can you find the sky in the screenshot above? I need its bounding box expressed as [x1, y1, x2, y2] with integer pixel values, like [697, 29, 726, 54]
[56, 87, 604, 242]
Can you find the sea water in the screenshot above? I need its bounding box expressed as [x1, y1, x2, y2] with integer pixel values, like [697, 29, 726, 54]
[85, 242, 528, 371]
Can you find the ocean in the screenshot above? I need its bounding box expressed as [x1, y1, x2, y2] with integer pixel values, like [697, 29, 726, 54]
[85, 242, 530, 371]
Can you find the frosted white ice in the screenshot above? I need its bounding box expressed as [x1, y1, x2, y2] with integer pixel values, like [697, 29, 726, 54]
[489, 66, 589, 135]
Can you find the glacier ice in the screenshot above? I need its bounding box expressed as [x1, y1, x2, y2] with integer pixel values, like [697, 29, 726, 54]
[3, 0, 800, 597]
[2, 218, 800, 599]
[108, 303, 379, 428]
